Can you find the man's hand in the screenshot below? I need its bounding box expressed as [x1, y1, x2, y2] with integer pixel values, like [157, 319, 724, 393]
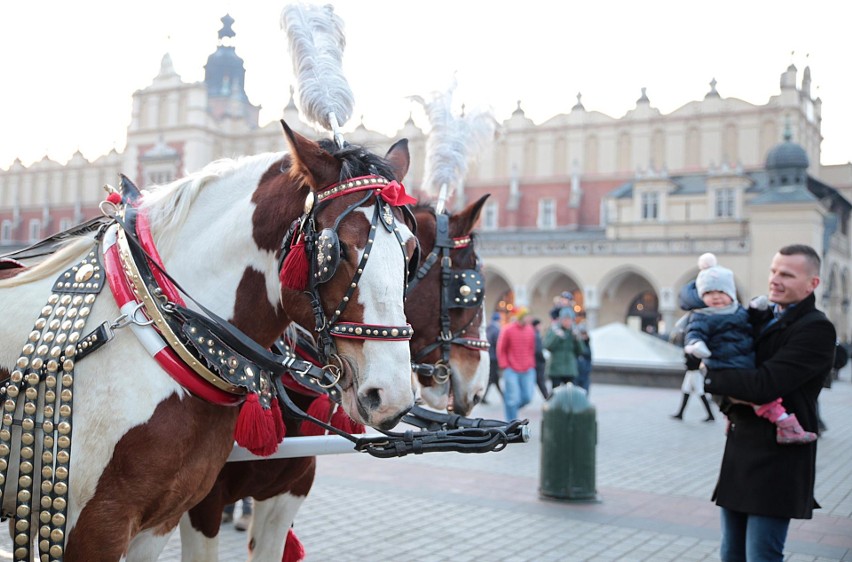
[684, 340, 712, 358]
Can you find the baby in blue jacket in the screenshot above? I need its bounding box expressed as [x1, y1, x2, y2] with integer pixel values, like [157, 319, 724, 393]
[683, 253, 816, 445]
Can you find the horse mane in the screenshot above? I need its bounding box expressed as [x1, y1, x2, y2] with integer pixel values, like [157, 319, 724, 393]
[0, 237, 97, 288]
[141, 152, 283, 256]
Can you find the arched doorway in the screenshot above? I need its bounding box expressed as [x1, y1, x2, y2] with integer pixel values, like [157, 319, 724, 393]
[598, 269, 659, 332]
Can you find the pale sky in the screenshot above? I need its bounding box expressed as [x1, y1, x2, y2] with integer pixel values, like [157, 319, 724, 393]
[1, 1, 849, 170]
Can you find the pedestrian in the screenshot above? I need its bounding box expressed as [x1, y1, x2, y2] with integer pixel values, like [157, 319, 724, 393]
[702, 244, 835, 562]
[495, 306, 537, 421]
[549, 291, 575, 321]
[531, 318, 550, 399]
[574, 321, 593, 395]
[682, 252, 815, 442]
[543, 308, 583, 389]
[222, 497, 252, 532]
[482, 312, 503, 404]
[671, 353, 716, 421]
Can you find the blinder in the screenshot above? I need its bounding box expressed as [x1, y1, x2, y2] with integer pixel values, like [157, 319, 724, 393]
[447, 268, 484, 308]
[313, 228, 341, 284]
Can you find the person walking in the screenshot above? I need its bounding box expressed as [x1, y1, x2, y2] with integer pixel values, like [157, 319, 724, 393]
[702, 244, 835, 561]
[496, 307, 537, 421]
[574, 321, 593, 395]
[222, 497, 253, 532]
[482, 312, 503, 404]
[543, 308, 583, 389]
[671, 353, 716, 421]
[531, 318, 550, 399]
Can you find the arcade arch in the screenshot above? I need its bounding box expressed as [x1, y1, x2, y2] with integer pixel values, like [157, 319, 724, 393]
[597, 268, 659, 333]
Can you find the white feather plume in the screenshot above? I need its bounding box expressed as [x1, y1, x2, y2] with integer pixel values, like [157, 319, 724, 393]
[412, 79, 496, 201]
[281, 3, 354, 133]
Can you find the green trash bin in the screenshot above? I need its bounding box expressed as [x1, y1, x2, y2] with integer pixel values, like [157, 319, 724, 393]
[539, 383, 600, 501]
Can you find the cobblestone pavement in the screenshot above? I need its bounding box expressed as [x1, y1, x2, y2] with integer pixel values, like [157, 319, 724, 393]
[2, 369, 850, 561]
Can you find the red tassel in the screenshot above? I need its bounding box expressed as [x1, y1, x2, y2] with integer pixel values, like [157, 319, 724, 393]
[270, 398, 287, 443]
[283, 528, 306, 562]
[301, 395, 333, 436]
[106, 192, 122, 205]
[331, 403, 364, 434]
[279, 240, 308, 291]
[234, 393, 278, 456]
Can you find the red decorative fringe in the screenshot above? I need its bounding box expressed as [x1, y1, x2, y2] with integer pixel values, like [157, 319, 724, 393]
[331, 403, 365, 434]
[301, 395, 333, 436]
[279, 240, 308, 291]
[106, 192, 122, 205]
[234, 393, 279, 456]
[283, 528, 306, 562]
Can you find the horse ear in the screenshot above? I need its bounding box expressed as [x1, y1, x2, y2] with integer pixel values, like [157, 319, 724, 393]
[451, 193, 490, 236]
[280, 120, 338, 190]
[385, 139, 410, 181]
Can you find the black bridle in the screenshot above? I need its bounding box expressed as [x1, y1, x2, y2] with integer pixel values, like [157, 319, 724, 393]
[407, 212, 489, 384]
[278, 175, 416, 386]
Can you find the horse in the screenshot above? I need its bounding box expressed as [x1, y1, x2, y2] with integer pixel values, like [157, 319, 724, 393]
[407, 197, 491, 416]
[0, 122, 418, 561]
[124, 195, 491, 561]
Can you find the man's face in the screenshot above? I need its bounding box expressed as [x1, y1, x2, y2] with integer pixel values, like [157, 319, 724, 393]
[768, 252, 820, 308]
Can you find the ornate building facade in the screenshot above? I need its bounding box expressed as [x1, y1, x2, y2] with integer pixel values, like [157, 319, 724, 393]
[2, 16, 851, 339]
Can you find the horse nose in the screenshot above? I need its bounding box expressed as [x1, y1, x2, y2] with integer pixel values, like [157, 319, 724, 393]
[361, 387, 382, 411]
[358, 386, 413, 430]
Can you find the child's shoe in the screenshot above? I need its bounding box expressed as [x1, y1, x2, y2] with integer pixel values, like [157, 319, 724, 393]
[776, 414, 818, 445]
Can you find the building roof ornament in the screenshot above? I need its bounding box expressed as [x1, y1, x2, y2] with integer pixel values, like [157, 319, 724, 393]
[705, 78, 720, 98]
[572, 92, 585, 111]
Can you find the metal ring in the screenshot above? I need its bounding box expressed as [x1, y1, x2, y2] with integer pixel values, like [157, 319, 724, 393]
[127, 301, 154, 327]
[318, 354, 345, 389]
[432, 362, 451, 384]
[98, 200, 119, 218]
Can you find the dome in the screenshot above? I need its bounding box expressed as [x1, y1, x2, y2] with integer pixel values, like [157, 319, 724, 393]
[765, 128, 809, 170]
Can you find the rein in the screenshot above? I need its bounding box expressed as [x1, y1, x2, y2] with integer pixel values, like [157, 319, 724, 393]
[407, 212, 489, 384]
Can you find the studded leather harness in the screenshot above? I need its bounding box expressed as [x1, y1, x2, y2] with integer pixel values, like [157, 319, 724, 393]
[407, 212, 490, 385]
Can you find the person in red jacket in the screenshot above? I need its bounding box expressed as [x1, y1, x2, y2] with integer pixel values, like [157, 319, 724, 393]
[496, 306, 537, 421]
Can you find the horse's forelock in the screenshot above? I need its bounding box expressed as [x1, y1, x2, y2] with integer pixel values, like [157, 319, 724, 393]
[317, 139, 398, 182]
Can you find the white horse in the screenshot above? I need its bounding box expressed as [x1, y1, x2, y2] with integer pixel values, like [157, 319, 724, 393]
[0, 123, 416, 561]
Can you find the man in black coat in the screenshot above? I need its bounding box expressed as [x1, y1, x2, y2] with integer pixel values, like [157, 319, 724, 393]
[703, 244, 835, 562]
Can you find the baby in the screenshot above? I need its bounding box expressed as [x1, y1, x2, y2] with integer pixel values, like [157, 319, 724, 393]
[683, 253, 816, 445]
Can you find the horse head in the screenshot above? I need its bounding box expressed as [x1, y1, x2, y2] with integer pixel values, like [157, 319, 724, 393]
[407, 194, 490, 416]
[261, 122, 417, 429]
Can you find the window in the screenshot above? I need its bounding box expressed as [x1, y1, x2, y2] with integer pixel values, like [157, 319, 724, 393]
[640, 192, 659, 220]
[715, 188, 735, 218]
[1, 220, 11, 242]
[538, 198, 556, 229]
[28, 219, 41, 242]
[482, 201, 499, 231]
[147, 170, 174, 186]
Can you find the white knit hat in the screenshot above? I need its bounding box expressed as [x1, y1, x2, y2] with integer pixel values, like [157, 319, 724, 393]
[697, 252, 718, 270]
[696, 265, 737, 302]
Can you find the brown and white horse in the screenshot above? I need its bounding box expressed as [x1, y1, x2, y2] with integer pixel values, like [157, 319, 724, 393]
[0, 123, 418, 560]
[125, 196, 491, 561]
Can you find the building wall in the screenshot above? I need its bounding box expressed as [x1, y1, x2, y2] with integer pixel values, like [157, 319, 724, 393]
[0, 41, 847, 341]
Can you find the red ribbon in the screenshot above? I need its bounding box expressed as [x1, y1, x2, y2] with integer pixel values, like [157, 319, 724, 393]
[379, 181, 417, 207]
